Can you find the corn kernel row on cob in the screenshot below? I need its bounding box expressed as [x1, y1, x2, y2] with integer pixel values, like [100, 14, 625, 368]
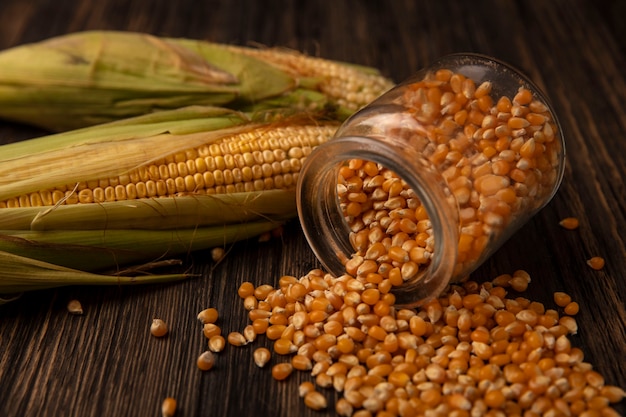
[0, 30, 394, 131]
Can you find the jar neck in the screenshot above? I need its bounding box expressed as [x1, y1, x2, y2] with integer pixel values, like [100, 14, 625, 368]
[296, 135, 460, 307]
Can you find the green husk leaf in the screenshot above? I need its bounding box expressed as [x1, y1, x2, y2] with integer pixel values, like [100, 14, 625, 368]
[0, 217, 284, 271]
[0, 190, 296, 231]
[0, 31, 239, 90]
[0, 105, 246, 159]
[0, 249, 189, 301]
[171, 38, 300, 105]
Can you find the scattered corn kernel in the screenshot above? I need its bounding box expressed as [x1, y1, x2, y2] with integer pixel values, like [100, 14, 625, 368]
[238, 282, 255, 299]
[197, 307, 219, 324]
[587, 256, 605, 270]
[243, 324, 257, 343]
[559, 217, 580, 230]
[150, 319, 169, 338]
[208, 335, 226, 353]
[554, 291, 572, 307]
[560, 316, 579, 334]
[509, 276, 529, 292]
[253, 347, 271, 368]
[196, 351, 215, 371]
[304, 390, 327, 410]
[298, 381, 316, 397]
[210, 247, 226, 262]
[600, 385, 626, 403]
[227, 331, 248, 346]
[291, 354, 313, 371]
[67, 299, 83, 315]
[271, 363, 293, 381]
[274, 338, 296, 355]
[202, 323, 221, 339]
[335, 398, 354, 416]
[564, 301, 580, 316]
[161, 397, 176, 417]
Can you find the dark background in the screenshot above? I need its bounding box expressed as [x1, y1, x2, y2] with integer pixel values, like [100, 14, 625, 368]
[0, 1, 624, 416]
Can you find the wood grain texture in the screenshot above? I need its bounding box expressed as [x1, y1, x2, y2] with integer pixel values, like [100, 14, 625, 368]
[0, 1, 624, 416]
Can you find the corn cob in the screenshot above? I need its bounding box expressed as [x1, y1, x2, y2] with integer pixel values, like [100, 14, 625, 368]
[0, 30, 394, 131]
[0, 106, 337, 205]
[0, 106, 339, 299]
[219, 43, 393, 117]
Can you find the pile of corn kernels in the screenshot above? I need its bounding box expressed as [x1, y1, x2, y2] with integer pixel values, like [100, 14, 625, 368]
[196, 266, 621, 417]
[188, 207, 622, 417]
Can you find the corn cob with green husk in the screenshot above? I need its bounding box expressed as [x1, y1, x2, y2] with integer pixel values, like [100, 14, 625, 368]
[0, 105, 340, 302]
[0, 30, 394, 131]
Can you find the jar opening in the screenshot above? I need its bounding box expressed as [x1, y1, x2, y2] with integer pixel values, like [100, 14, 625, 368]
[297, 135, 459, 307]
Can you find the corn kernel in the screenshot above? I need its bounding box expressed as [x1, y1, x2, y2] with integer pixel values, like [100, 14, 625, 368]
[271, 363, 293, 381]
[161, 397, 177, 417]
[587, 256, 605, 270]
[196, 351, 215, 371]
[150, 319, 169, 338]
[559, 217, 579, 230]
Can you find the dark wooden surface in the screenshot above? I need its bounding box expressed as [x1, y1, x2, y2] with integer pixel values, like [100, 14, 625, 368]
[0, 1, 625, 416]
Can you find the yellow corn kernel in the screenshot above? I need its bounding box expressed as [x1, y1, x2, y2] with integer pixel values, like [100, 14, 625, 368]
[196, 351, 215, 371]
[208, 335, 226, 353]
[304, 390, 328, 411]
[253, 347, 271, 368]
[587, 256, 605, 270]
[202, 323, 221, 339]
[559, 217, 580, 230]
[161, 397, 177, 417]
[227, 331, 248, 346]
[274, 338, 296, 355]
[67, 299, 84, 315]
[553, 291, 572, 307]
[271, 363, 293, 381]
[197, 307, 219, 324]
[564, 301, 580, 316]
[150, 319, 169, 338]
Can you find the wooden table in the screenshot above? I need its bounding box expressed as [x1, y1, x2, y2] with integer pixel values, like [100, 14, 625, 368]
[0, 1, 624, 416]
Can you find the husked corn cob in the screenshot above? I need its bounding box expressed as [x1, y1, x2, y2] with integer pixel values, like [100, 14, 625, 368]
[0, 122, 336, 208]
[0, 31, 394, 131]
[0, 106, 336, 203]
[0, 106, 338, 299]
[216, 43, 393, 115]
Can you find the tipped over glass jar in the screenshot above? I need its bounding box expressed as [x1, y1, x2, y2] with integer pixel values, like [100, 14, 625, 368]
[296, 53, 565, 307]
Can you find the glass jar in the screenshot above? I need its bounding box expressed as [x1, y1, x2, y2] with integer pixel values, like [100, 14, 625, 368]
[296, 53, 565, 307]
